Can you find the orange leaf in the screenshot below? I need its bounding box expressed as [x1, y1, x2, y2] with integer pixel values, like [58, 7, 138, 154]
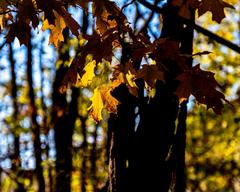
[42, 12, 66, 47]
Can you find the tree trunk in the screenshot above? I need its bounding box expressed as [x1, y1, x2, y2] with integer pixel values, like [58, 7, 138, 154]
[90, 124, 98, 191]
[26, 32, 45, 192]
[80, 116, 87, 192]
[9, 43, 25, 192]
[108, 85, 137, 192]
[52, 27, 78, 192]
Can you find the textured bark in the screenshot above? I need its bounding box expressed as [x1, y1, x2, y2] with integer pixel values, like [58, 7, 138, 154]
[26, 33, 45, 192]
[108, 85, 136, 192]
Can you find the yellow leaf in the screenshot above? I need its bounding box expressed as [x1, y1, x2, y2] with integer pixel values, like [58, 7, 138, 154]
[126, 70, 137, 88]
[100, 85, 119, 115]
[42, 12, 66, 47]
[89, 88, 104, 122]
[80, 60, 96, 87]
[89, 78, 121, 122]
[0, 15, 3, 29]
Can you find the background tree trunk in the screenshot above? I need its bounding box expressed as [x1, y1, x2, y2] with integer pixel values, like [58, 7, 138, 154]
[52, 28, 73, 192]
[26, 32, 45, 192]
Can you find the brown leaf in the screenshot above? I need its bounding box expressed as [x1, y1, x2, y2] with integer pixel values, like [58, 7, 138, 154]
[137, 64, 164, 88]
[93, 0, 126, 35]
[6, 22, 31, 45]
[57, 7, 80, 37]
[198, 0, 234, 23]
[171, 0, 199, 19]
[59, 55, 84, 93]
[18, 0, 39, 28]
[176, 64, 228, 114]
[36, 0, 56, 24]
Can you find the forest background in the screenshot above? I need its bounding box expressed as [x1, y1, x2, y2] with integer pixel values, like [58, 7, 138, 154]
[0, 0, 239, 191]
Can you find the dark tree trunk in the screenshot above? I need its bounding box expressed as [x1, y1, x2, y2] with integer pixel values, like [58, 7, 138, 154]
[9, 43, 25, 192]
[108, 85, 136, 192]
[80, 116, 87, 192]
[172, 7, 194, 192]
[52, 64, 70, 192]
[107, 1, 195, 192]
[39, 37, 54, 192]
[52, 27, 78, 192]
[90, 124, 98, 191]
[26, 33, 45, 192]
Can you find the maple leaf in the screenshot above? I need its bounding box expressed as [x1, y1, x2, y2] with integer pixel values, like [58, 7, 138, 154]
[58, 8, 80, 37]
[89, 88, 104, 122]
[80, 60, 96, 87]
[100, 84, 119, 115]
[176, 64, 228, 114]
[18, 0, 39, 28]
[137, 64, 164, 89]
[112, 62, 138, 97]
[171, 0, 199, 19]
[59, 55, 83, 93]
[82, 31, 117, 63]
[198, 0, 234, 23]
[42, 12, 66, 47]
[36, 0, 80, 36]
[36, 0, 56, 24]
[89, 82, 120, 122]
[6, 21, 31, 45]
[93, 0, 126, 35]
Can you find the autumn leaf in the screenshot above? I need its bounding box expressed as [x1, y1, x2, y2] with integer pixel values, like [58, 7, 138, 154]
[137, 64, 164, 89]
[58, 8, 80, 37]
[59, 55, 83, 93]
[80, 60, 96, 87]
[89, 82, 120, 122]
[198, 0, 234, 23]
[6, 21, 31, 45]
[171, 0, 199, 19]
[18, 0, 39, 28]
[100, 84, 119, 115]
[176, 64, 228, 114]
[42, 12, 66, 47]
[89, 88, 104, 122]
[93, 0, 125, 35]
[36, 0, 80, 36]
[112, 62, 138, 97]
[0, 15, 3, 29]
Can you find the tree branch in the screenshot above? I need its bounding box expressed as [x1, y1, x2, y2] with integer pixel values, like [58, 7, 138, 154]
[137, 0, 240, 53]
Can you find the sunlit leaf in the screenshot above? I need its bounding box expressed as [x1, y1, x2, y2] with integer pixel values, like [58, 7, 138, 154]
[89, 87, 104, 122]
[80, 60, 96, 87]
[42, 12, 66, 47]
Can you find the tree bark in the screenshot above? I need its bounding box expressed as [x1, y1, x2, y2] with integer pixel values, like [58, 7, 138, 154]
[26, 32, 45, 192]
